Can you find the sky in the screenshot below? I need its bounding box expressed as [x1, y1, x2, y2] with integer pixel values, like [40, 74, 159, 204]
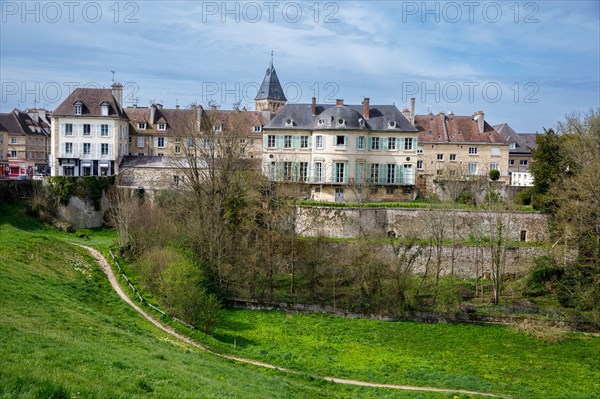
[1, 0, 598, 132]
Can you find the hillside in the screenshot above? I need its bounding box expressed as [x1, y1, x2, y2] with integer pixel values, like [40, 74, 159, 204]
[0, 205, 483, 399]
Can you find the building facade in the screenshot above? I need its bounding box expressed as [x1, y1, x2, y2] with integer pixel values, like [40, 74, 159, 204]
[494, 123, 538, 187]
[0, 109, 50, 178]
[263, 98, 419, 202]
[414, 112, 509, 195]
[50, 83, 129, 176]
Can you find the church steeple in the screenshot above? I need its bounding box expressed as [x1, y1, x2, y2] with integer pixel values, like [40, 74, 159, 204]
[255, 52, 287, 112]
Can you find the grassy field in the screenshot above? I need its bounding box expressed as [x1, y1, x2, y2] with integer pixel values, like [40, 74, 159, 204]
[196, 310, 600, 399]
[1, 205, 473, 399]
[2, 203, 599, 399]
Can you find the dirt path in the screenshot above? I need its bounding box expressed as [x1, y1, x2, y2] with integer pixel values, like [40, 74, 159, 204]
[79, 244, 511, 399]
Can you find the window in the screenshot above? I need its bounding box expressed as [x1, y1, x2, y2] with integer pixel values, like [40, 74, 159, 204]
[417, 160, 423, 170]
[299, 162, 308, 182]
[509, 159, 515, 165]
[65, 142, 73, 155]
[417, 146, 423, 154]
[138, 123, 146, 130]
[520, 160, 528, 166]
[100, 124, 109, 136]
[388, 137, 396, 150]
[199, 138, 210, 149]
[173, 175, 180, 186]
[509, 142, 517, 149]
[157, 137, 165, 148]
[490, 163, 499, 171]
[315, 135, 323, 149]
[175, 145, 181, 154]
[63, 166, 75, 176]
[335, 162, 346, 183]
[387, 164, 396, 184]
[386, 187, 395, 195]
[10, 137, 17, 144]
[357, 136, 365, 150]
[82, 166, 91, 176]
[137, 137, 144, 148]
[137, 152, 144, 156]
[491, 147, 500, 156]
[370, 163, 379, 183]
[213, 124, 222, 132]
[158, 123, 166, 130]
[254, 125, 262, 133]
[336, 135, 346, 147]
[65, 124, 73, 135]
[283, 162, 293, 180]
[370, 137, 380, 150]
[101, 103, 109, 116]
[520, 230, 527, 242]
[437, 154, 444, 161]
[83, 143, 91, 155]
[74, 104, 82, 115]
[284, 135, 292, 148]
[450, 154, 456, 161]
[101, 143, 109, 156]
[83, 124, 91, 136]
[469, 146, 478, 155]
[403, 138, 413, 151]
[314, 162, 323, 182]
[10, 150, 17, 157]
[300, 136, 309, 148]
[267, 135, 276, 148]
[469, 162, 478, 175]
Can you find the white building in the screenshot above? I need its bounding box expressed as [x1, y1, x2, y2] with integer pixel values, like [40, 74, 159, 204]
[50, 83, 129, 176]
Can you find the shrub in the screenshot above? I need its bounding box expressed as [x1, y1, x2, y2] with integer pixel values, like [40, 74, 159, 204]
[489, 169, 500, 181]
[511, 318, 569, 344]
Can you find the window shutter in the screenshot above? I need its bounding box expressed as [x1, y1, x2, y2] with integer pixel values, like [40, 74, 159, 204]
[379, 164, 386, 184]
[355, 136, 361, 149]
[355, 162, 364, 183]
[154, 137, 158, 148]
[60, 124, 65, 135]
[292, 135, 300, 149]
[395, 164, 401, 184]
[276, 135, 284, 148]
[307, 136, 312, 148]
[163, 137, 168, 147]
[367, 137, 373, 150]
[382, 137, 389, 150]
[262, 134, 267, 148]
[77, 124, 82, 136]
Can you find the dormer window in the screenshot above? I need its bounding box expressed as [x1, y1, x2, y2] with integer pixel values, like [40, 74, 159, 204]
[100, 102, 109, 116]
[337, 118, 345, 126]
[317, 118, 324, 126]
[388, 121, 396, 128]
[74, 103, 82, 115]
[285, 119, 293, 127]
[158, 123, 166, 131]
[253, 125, 262, 133]
[138, 123, 146, 130]
[214, 124, 222, 132]
[509, 142, 516, 149]
[359, 118, 365, 127]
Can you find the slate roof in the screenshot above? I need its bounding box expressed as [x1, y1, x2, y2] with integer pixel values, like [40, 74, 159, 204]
[255, 60, 287, 102]
[53, 88, 126, 118]
[415, 114, 506, 144]
[265, 103, 417, 132]
[493, 123, 538, 154]
[0, 110, 48, 137]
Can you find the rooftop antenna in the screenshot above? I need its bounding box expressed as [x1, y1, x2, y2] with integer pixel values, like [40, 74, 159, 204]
[111, 70, 115, 83]
[270, 50, 274, 63]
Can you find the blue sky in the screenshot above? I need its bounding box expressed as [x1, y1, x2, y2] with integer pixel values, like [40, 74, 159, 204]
[1, 0, 598, 132]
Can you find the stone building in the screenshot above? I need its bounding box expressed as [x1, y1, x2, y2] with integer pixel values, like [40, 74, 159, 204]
[493, 123, 538, 187]
[262, 97, 419, 202]
[414, 111, 509, 196]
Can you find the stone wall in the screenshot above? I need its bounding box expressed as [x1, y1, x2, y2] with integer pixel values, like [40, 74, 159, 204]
[57, 193, 110, 229]
[297, 206, 549, 242]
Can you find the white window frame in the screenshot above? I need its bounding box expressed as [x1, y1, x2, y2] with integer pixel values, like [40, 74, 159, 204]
[83, 124, 91, 136]
[65, 124, 74, 136]
[437, 154, 444, 161]
[157, 137, 166, 148]
[449, 154, 456, 161]
[65, 142, 73, 155]
[357, 136, 365, 150]
[100, 124, 109, 136]
[137, 137, 145, 148]
[388, 137, 397, 150]
[371, 137, 380, 150]
[469, 162, 478, 175]
[101, 143, 109, 156]
[158, 123, 166, 131]
[284, 135, 292, 148]
[267, 135, 276, 148]
[314, 162, 323, 182]
[101, 104, 109, 116]
[10, 137, 17, 144]
[74, 104, 82, 115]
[315, 135, 323, 149]
[417, 160, 423, 170]
[83, 143, 91, 155]
[138, 123, 146, 130]
[300, 136, 309, 148]
[469, 146, 478, 155]
[254, 125, 262, 133]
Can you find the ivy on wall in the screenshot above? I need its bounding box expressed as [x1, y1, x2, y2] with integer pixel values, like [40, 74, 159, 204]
[47, 176, 115, 210]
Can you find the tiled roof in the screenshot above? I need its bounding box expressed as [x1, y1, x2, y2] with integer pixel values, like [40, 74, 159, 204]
[203, 109, 269, 136]
[125, 106, 201, 135]
[265, 103, 416, 132]
[53, 88, 126, 118]
[416, 114, 506, 144]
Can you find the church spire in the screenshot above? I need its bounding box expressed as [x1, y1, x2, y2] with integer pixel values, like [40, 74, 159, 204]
[255, 53, 287, 112]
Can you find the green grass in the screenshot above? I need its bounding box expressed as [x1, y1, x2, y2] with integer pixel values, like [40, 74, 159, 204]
[296, 200, 536, 212]
[194, 310, 600, 399]
[0, 204, 487, 399]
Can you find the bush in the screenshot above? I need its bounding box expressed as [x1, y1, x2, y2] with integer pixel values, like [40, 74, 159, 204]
[511, 318, 569, 344]
[489, 169, 500, 181]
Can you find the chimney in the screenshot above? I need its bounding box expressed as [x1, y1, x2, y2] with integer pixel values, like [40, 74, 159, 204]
[311, 97, 316, 115]
[149, 104, 156, 124]
[362, 97, 370, 119]
[474, 111, 485, 133]
[336, 99, 344, 106]
[111, 82, 123, 110]
[176, 104, 180, 109]
[402, 106, 411, 122]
